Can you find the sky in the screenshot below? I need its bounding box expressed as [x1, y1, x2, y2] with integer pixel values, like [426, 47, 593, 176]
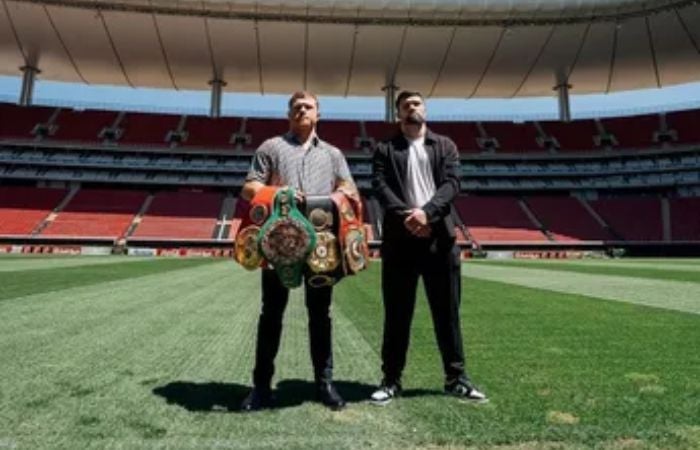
[2, 75, 700, 122]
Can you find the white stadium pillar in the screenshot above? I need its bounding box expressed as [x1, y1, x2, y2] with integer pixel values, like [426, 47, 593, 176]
[554, 80, 572, 123]
[382, 83, 398, 123]
[19, 65, 40, 107]
[209, 78, 227, 118]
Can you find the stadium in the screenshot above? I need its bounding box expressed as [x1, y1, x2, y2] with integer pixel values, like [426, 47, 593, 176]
[1, 0, 699, 449]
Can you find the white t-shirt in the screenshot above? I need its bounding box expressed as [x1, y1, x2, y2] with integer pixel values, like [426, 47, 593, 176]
[405, 136, 436, 208]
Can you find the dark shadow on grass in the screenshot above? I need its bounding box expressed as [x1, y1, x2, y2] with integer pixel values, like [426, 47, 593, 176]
[153, 381, 249, 412]
[274, 379, 376, 408]
[402, 388, 444, 398]
[152, 379, 380, 413]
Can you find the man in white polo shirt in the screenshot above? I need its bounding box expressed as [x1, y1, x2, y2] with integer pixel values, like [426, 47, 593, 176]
[370, 90, 488, 405]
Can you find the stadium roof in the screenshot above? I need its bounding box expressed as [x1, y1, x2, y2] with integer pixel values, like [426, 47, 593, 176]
[1, 0, 699, 98]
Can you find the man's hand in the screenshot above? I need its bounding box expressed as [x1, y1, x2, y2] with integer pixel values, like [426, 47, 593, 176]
[294, 189, 305, 205]
[335, 180, 360, 202]
[404, 208, 431, 238]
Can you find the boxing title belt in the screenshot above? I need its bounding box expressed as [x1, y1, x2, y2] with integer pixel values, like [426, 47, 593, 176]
[330, 192, 369, 275]
[304, 196, 343, 288]
[258, 188, 316, 288]
[234, 186, 278, 270]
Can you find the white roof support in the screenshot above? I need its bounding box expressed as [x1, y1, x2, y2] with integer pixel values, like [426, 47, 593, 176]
[19, 65, 39, 106]
[383, 82, 398, 123]
[209, 78, 226, 118]
[555, 80, 572, 122]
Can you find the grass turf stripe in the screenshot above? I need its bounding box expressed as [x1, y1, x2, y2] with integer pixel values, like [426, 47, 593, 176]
[512, 259, 700, 273]
[0, 255, 133, 272]
[0, 257, 219, 302]
[470, 259, 700, 283]
[463, 262, 700, 314]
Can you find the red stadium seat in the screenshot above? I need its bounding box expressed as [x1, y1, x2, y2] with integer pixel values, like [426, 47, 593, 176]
[601, 115, 659, 149]
[132, 191, 224, 240]
[245, 118, 289, 150]
[481, 122, 540, 153]
[455, 196, 547, 243]
[52, 109, 118, 144]
[589, 197, 663, 241]
[0, 186, 67, 235]
[538, 120, 598, 152]
[429, 122, 481, 153]
[524, 196, 613, 241]
[666, 110, 700, 145]
[0, 103, 55, 141]
[41, 189, 147, 239]
[669, 197, 700, 241]
[118, 112, 181, 146]
[182, 116, 241, 149]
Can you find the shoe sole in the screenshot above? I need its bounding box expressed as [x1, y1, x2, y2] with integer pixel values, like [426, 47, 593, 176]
[451, 395, 489, 404]
[369, 397, 393, 406]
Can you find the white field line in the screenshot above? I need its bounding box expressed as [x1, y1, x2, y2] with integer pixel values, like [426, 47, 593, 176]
[462, 263, 700, 315]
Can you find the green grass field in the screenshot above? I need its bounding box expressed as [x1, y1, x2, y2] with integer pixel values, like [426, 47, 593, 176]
[1, 255, 699, 449]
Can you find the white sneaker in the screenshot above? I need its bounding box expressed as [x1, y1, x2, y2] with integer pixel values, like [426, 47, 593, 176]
[370, 383, 401, 406]
[445, 380, 489, 403]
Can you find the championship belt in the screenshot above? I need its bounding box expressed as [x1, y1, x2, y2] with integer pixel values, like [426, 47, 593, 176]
[248, 186, 278, 227]
[331, 192, 369, 275]
[258, 188, 316, 288]
[233, 186, 278, 270]
[235, 225, 264, 270]
[304, 196, 342, 288]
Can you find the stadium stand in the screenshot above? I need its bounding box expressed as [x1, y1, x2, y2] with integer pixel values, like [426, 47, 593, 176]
[318, 120, 362, 152]
[600, 115, 659, 149]
[588, 197, 664, 241]
[118, 112, 181, 146]
[181, 116, 241, 149]
[52, 109, 118, 144]
[524, 196, 613, 241]
[0, 186, 67, 235]
[669, 197, 700, 241]
[2, 102, 700, 251]
[363, 121, 397, 145]
[0, 103, 55, 141]
[41, 188, 148, 239]
[666, 109, 700, 145]
[538, 119, 598, 152]
[429, 122, 481, 153]
[481, 122, 540, 153]
[455, 196, 548, 243]
[245, 118, 289, 149]
[131, 191, 224, 240]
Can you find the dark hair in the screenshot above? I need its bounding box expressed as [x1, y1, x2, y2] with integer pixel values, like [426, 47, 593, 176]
[395, 90, 423, 111]
[288, 91, 319, 110]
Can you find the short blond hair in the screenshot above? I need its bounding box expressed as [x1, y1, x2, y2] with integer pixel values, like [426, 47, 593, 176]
[288, 91, 319, 111]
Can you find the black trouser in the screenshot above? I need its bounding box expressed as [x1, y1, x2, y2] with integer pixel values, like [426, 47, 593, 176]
[252, 269, 333, 389]
[380, 238, 468, 384]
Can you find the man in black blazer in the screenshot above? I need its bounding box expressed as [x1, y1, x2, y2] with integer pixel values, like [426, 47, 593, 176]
[370, 90, 487, 405]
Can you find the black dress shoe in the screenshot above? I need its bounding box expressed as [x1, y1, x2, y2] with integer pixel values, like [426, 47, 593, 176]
[316, 382, 346, 410]
[240, 387, 274, 412]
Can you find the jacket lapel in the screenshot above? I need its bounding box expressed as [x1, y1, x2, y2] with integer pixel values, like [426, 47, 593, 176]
[424, 131, 440, 184]
[389, 138, 408, 199]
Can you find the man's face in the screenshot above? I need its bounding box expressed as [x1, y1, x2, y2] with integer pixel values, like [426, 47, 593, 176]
[398, 95, 426, 125]
[288, 95, 319, 130]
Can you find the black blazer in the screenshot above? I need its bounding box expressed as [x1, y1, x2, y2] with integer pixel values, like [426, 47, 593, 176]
[372, 128, 460, 242]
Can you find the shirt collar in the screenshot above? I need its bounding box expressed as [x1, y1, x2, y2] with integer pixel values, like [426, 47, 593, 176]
[285, 130, 320, 147]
